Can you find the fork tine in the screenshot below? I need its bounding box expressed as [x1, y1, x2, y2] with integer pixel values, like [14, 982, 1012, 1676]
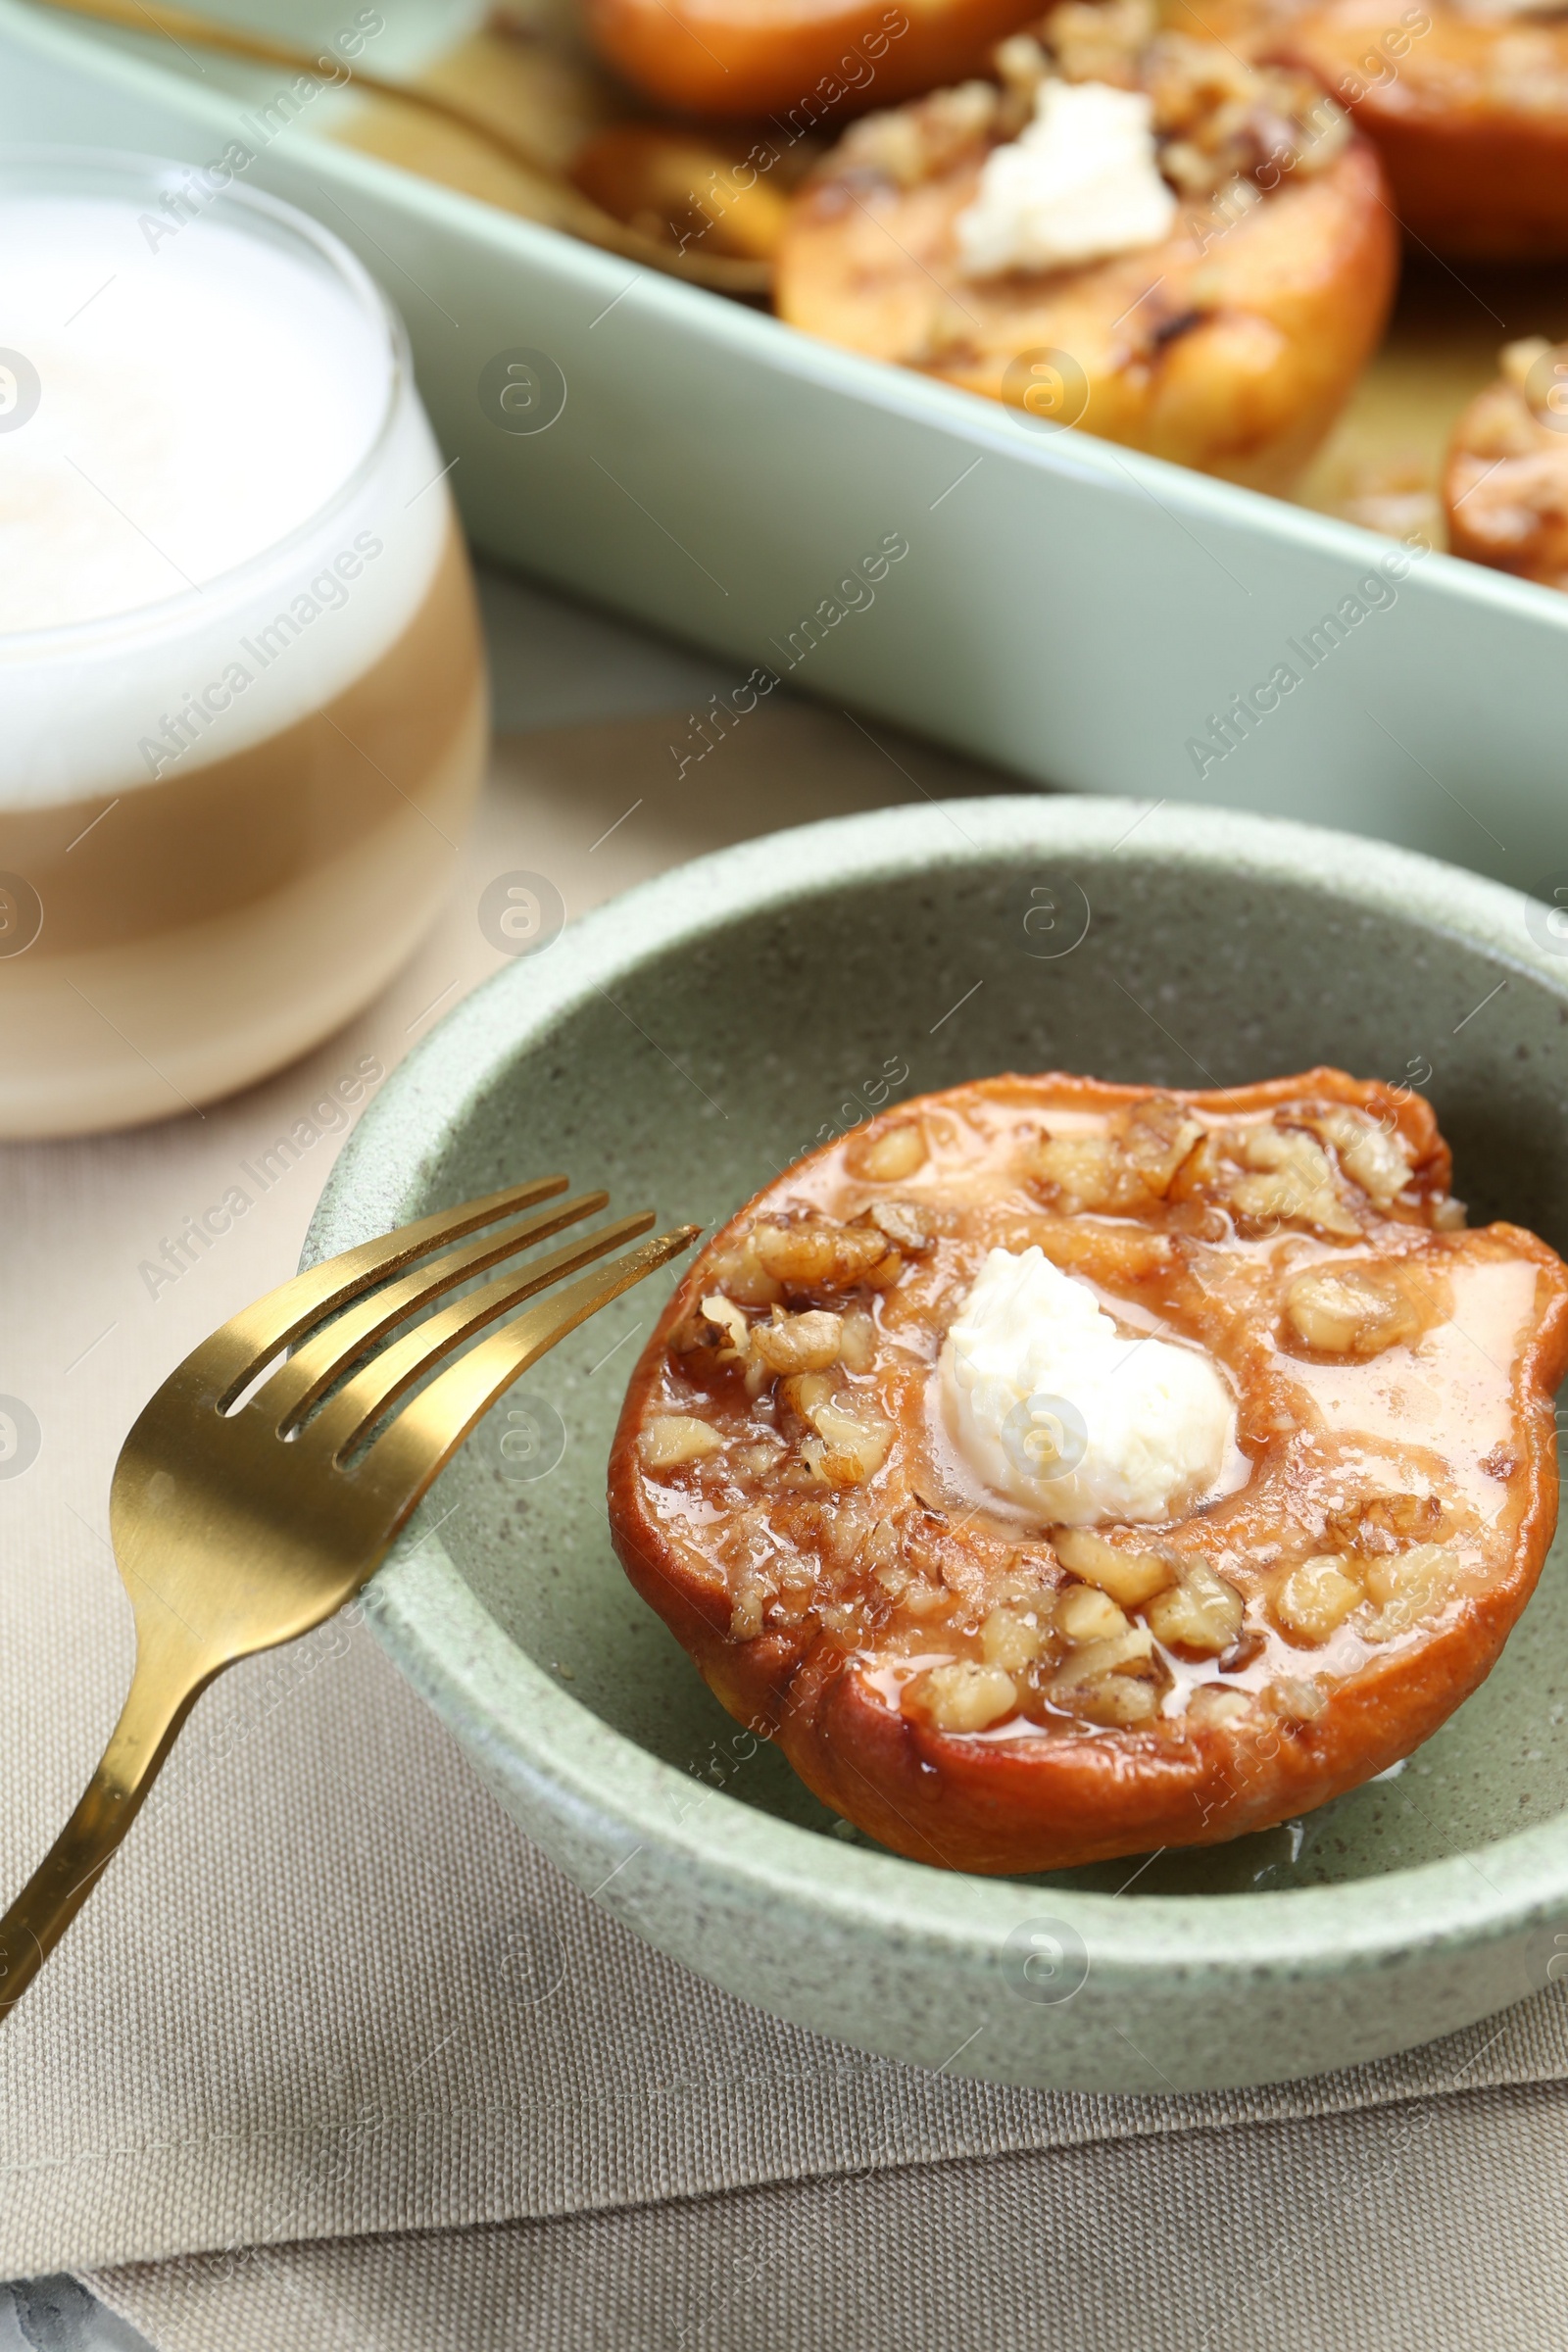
[309, 1211, 661, 1462]
[358, 1225, 701, 1516]
[195, 1177, 569, 1408]
[258, 1191, 611, 1436]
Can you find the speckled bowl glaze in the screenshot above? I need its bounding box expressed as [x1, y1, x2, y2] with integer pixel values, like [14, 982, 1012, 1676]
[307, 799, 1568, 2090]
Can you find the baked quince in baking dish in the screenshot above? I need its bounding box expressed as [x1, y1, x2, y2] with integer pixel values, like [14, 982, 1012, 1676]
[609, 1071, 1568, 1876]
[1280, 0, 1568, 260]
[582, 0, 1043, 121]
[775, 2, 1396, 489]
[1443, 339, 1568, 591]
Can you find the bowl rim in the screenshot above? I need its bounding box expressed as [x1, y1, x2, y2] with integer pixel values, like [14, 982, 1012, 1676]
[308, 793, 1568, 1978]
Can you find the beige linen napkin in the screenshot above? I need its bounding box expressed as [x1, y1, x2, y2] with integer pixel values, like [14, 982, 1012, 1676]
[86, 2077, 1568, 2352]
[4, 655, 1567, 2324]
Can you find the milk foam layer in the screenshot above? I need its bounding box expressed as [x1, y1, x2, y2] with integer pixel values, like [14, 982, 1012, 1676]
[0, 190, 448, 805]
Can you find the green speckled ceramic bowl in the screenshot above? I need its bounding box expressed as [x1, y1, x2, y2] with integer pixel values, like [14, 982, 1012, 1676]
[307, 798, 1568, 2090]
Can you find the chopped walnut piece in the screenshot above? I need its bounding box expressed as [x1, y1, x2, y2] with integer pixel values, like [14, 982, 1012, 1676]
[1323, 1492, 1443, 1553]
[834, 80, 999, 187]
[1054, 1526, 1176, 1608]
[638, 1414, 724, 1470]
[981, 1604, 1048, 1669]
[1141, 34, 1349, 192]
[996, 27, 1050, 85]
[830, 108, 927, 186]
[1307, 1104, 1412, 1205]
[724, 1529, 797, 1635]
[1273, 1553, 1363, 1643]
[1285, 1266, 1417, 1357]
[851, 1122, 928, 1183]
[753, 1220, 901, 1290]
[705, 1234, 783, 1307]
[1144, 1562, 1245, 1655]
[993, 29, 1052, 129]
[936, 1539, 988, 1611]
[1166, 1129, 1224, 1204]
[1055, 1585, 1130, 1644]
[1187, 1683, 1253, 1727]
[1028, 1132, 1128, 1213]
[1364, 1492, 1444, 1544]
[1119, 1098, 1204, 1198]
[729, 1576, 768, 1639]
[1444, 357, 1568, 588]
[1051, 1625, 1155, 1690]
[864, 1515, 899, 1567]
[1071, 1675, 1160, 1727]
[1361, 1544, 1461, 1639]
[913, 1657, 1018, 1731]
[1229, 1124, 1361, 1239]
[701, 1292, 752, 1361]
[838, 1306, 877, 1373]
[1040, 0, 1155, 87]
[780, 1369, 834, 1418]
[787, 1383, 897, 1487]
[821, 1492, 876, 1563]
[1144, 27, 1259, 122]
[667, 1311, 709, 1354]
[1005, 1545, 1058, 1593]
[751, 1307, 843, 1375]
[865, 1198, 934, 1251]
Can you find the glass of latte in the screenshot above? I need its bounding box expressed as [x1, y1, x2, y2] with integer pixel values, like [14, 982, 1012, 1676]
[0, 150, 488, 1137]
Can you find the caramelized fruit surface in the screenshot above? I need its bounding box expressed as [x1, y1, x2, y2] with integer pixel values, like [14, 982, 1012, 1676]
[775, 15, 1396, 489]
[1282, 0, 1568, 260]
[581, 0, 1046, 122]
[609, 1070, 1568, 1874]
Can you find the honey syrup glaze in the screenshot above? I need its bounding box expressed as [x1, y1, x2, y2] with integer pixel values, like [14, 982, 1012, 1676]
[608, 1069, 1568, 1873]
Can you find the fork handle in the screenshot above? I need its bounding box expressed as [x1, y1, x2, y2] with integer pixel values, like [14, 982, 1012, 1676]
[0, 1656, 208, 2017]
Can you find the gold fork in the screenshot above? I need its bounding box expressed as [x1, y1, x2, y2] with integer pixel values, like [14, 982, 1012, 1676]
[0, 1178, 698, 2018]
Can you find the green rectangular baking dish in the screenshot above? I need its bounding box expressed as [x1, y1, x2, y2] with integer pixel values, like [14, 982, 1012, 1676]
[2, 0, 1563, 892]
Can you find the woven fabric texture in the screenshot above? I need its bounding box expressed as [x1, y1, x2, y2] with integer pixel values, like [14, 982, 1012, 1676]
[88, 2079, 1568, 2352]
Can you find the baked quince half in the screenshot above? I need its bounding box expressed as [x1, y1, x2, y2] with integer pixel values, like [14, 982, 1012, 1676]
[609, 1070, 1568, 1876]
[581, 0, 1045, 122]
[774, 1, 1396, 488]
[1444, 338, 1568, 588]
[1280, 0, 1568, 259]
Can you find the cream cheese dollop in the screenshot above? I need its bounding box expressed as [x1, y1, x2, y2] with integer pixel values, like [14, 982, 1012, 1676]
[956, 77, 1178, 279]
[938, 1246, 1233, 1524]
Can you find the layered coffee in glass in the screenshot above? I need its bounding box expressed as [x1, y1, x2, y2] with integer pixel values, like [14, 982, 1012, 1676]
[0, 151, 487, 1136]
